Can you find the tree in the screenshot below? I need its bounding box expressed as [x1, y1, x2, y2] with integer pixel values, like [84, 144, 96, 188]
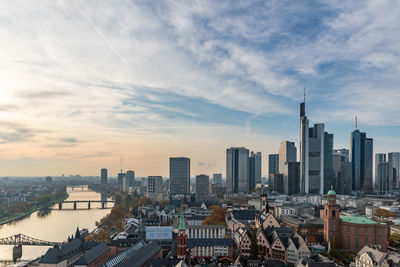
[159, 200, 170, 210]
[375, 208, 397, 218]
[114, 193, 123, 206]
[202, 205, 226, 225]
[137, 196, 152, 207]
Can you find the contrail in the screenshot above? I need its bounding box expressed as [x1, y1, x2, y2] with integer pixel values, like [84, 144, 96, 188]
[68, 1, 132, 70]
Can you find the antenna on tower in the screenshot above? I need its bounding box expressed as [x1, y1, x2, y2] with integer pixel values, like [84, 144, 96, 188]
[304, 87, 306, 103]
[355, 116, 358, 130]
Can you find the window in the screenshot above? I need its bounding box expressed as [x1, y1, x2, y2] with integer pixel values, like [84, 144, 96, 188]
[332, 210, 336, 217]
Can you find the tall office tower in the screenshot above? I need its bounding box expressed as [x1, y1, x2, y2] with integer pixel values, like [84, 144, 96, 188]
[350, 129, 373, 193]
[283, 162, 300, 195]
[249, 155, 255, 192]
[388, 152, 400, 189]
[147, 176, 163, 195]
[334, 149, 349, 162]
[101, 168, 108, 185]
[117, 172, 126, 187]
[333, 153, 352, 195]
[249, 151, 262, 191]
[324, 132, 335, 194]
[126, 170, 135, 187]
[268, 154, 279, 177]
[169, 157, 190, 196]
[278, 141, 297, 173]
[375, 153, 386, 190]
[300, 100, 309, 193]
[226, 147, 249, 194]
[213, 173, 222, 184]
[376, 162, 393, 195]
[270, 173, 284, 193]
[195, 174, 209, 203]
[308, 123, 325, 194]
[253, 152, 262, 184]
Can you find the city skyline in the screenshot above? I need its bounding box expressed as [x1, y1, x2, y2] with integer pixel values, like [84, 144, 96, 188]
[1, 1, 400, 177]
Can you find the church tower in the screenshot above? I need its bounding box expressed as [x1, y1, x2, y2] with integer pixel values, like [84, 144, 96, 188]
[260, 190, 269, 213]
[177, 208, 187, 259]
[324, 186, 340, 249]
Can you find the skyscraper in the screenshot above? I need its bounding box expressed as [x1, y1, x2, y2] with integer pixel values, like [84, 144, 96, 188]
[376, 162, 393, 195]
[284, 162, 300, 195]
[169, 157, 190, 196]
[278, 141, 297, 174]
[213, 173, 222, 184]
[300, 100, 309, 193]
[195, 174, 209, 203]
[309, 123, 325, 194]
[324, 132, 335, 194]
[226, 147, 249, 194]
[350, 129, 373, 193]
[375, 153, 386, 190]
[127, 170, 135, 187]
[334, 149, 349, 162]
[253, 152, 262, 184]
[268, 154, 279, 177]
[388, 152, 400, 189]
[101, 168, 108, 185]
[333, 150, 352, 195]
[249, 151, 262, 191]
[118, 172, 127, 190]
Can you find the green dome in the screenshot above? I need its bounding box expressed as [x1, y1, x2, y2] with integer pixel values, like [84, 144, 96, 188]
[327, 189, 336, 195]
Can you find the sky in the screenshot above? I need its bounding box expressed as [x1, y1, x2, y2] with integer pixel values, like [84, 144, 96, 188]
[0, 0, 399, 177]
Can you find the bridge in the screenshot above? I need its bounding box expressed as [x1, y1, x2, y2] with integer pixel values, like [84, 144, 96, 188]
[58, 200, 114, 210]
[0, 234, 61, 246]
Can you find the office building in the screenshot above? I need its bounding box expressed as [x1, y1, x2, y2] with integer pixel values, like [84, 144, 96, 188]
[309, 123, 325, 194]
[268, 154, 279, 177]
[252, 151, 262, 184]
[213, 173, 222, 184]
[278, 141, 297, 174]
[300, 99, 309, 194]
[284, 162, 300, 195]
[324, 132, 335, 194]
[376, 162, 393, 195]
[195, 174, 209, 203]
[117, 172, 126, 189]
[270, 173, 284, 194]
[334, 149, 349, 162]
[388, 152, 400, 189]
[127, 170, 135, 187]
[226, 147, 249, 194]
[350, 129, 373, 193]
[333, 152, 352, 195]
[375, 153, 386, 190]
[169, 157, 190, 196]
[147, 176, 163, 195]
[101, 168, 108, 185]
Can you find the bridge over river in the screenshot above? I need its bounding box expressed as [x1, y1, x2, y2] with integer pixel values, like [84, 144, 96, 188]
[58, 200, 114, 210]
[0, 234, 62, 262]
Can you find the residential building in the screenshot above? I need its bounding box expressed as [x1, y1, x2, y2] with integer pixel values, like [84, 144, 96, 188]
[355, 245, 400, 267]
[350, 129, 373, 193]
[195, 174, 209, 203]
[169, 157, 190, 196]
[226, 147, 249, 194]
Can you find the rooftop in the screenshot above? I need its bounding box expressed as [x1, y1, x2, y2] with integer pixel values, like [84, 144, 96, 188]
[340, 215, 379, 225]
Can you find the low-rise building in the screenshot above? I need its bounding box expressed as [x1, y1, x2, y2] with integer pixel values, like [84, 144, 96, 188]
[355, 246, 400, 267]
[280, 214, 324, 243]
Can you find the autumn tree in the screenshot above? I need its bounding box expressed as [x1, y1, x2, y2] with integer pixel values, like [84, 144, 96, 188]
[202, 205, 226, 225]
[375, 208, 397, 218]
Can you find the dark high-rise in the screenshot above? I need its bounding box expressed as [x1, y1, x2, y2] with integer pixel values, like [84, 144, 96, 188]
[127, 170, 135, 187]
[226, 147, 249, 193]
[324, 132, 335, 194]
[268, 154, 279, 177]
[101, 168, 108, 185]
[350, 129, 373, 193]
[388, 152, 400, 189]
[169, 157, 190, 196]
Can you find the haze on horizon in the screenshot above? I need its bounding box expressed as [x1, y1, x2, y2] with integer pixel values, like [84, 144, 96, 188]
[0, 0, 399, 177]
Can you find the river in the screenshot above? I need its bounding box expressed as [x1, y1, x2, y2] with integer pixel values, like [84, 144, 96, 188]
[0, 186, 113, 265]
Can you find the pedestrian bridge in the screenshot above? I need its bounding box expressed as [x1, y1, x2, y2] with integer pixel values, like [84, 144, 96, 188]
[0, 233, 61, 246]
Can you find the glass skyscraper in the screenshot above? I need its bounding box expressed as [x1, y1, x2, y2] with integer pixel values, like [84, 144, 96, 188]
[350, 129, 373, 193]
[226, 147, 249, 193]
[169, 157, 190, 196]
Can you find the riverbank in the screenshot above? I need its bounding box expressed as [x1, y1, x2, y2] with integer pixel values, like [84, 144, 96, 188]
[0, 196, 69, 227]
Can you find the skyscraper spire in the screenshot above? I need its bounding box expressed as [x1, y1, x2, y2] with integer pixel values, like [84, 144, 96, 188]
[304, 87, 306, 103]
[355, 116, 358, 130]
